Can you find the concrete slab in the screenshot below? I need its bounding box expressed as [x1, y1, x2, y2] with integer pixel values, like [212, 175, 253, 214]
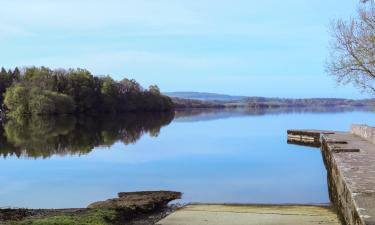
[322, 131, 375, 225]
[287, 129, 334, 147]
[287, 129, 335, 137]
[157, 205, 341, 225]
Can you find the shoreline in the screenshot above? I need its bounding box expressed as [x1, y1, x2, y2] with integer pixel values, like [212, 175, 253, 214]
[0, 205, 180, 225]
[0, 191, 182, 225]
[0, 203, 339, 225]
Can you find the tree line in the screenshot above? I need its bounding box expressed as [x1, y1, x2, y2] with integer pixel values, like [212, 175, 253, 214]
[0, 67, 174, 116]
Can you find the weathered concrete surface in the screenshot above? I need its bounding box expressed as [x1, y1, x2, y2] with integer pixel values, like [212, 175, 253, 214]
[322, 128, 375, 225]
[156, 204, 341, 225]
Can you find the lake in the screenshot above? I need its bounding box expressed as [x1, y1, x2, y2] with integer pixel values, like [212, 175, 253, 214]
[0, 107, 374, 209]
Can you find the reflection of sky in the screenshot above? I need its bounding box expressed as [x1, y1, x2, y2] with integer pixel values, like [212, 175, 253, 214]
[0, 111, 374, 208]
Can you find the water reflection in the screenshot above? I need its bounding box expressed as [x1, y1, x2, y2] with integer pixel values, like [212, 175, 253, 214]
[0, 112, 174, 158]
[0, 108, 374, 208]
[0, 106, 372, 159]
[174, 106, 373, 122]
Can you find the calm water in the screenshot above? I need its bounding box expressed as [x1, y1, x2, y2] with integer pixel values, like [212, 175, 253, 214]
[0, 108, 374, 209]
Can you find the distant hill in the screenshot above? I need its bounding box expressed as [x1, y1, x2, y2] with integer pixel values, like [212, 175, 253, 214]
[164, 92, 375, 109]
[163, 92, 247, 101]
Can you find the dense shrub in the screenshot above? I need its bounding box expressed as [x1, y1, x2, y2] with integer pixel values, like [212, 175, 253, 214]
[3, 86, 30, 115]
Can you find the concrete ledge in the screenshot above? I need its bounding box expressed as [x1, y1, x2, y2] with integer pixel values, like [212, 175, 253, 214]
[157, 204, 341, 225]
[352, 124, 375, 144]
[287, 129, 333, 147]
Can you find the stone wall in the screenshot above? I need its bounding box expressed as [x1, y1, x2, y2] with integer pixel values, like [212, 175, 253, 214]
[352, 125, 375, 144]
[321, 136, 364, 225]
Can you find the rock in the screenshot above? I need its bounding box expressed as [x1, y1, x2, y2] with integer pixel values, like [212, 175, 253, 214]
[87, 191, 182, 212]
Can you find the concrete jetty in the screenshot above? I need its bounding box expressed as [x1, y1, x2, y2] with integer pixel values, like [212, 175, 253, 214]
[288, 125, 375, 225]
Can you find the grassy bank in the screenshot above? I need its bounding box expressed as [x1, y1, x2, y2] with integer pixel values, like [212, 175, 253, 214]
[10, 209, 119, 225]
[2, 207, 174, 225]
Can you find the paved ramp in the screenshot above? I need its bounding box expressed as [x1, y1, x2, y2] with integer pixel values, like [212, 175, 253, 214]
[157, 205, 341, 225]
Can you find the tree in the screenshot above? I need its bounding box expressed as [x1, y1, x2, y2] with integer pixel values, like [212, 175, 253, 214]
[326, 0, 375, 93]
[4, 86, 30, 115]
[149, 85, 161, 95]
[4, 86, 75, 116]
[63, 69, 100, 113]
[12, 67, 21, 81]
[0, 68, 13, 106]
[100, 76, 119, 112]
[119, 78, 143, 94]
[29, 91, 75, 115]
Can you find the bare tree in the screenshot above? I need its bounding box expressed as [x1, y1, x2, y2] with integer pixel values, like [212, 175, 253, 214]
[327, 0, 375, 93]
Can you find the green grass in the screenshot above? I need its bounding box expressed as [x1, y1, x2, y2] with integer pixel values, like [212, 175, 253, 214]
[10, 209, 120, 225]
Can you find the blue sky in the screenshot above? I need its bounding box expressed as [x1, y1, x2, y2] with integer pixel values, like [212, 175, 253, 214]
[0, 0, 368, 98]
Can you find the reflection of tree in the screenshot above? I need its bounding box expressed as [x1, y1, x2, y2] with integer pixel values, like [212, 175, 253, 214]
[0, 112, 174, 158]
